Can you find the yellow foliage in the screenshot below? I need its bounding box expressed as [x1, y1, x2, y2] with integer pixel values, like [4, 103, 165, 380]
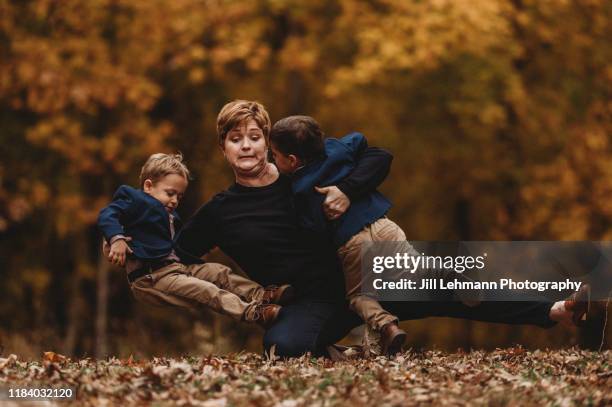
[0, 0, 609, 247]
[1, 0, 611, 354]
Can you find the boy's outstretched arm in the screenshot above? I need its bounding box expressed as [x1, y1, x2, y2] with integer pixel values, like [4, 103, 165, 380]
[107, 238, 133, 266]
[97, 186, 137, 266]
[98, 186, 136, 241]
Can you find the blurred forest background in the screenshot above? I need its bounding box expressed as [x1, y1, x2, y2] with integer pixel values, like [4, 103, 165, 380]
[1, 0, 611, 359]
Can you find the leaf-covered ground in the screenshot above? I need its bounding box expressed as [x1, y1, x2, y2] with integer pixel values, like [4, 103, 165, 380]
[0, 348, 610, 406]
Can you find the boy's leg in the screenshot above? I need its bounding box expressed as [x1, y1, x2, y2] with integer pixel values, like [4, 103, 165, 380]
[350, 295, 397, 330]
[338, 218, 406, 331]
[184, 262, 266, 302]
[132, 263, 257, 321]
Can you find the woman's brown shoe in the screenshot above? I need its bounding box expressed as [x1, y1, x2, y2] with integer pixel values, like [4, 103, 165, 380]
[564, 284, 592, 326]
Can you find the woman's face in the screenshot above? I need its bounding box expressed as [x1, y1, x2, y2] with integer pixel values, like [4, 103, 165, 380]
[222, 118, 268, 176]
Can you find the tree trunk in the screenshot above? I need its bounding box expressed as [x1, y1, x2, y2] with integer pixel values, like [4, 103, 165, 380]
[62, 272, 82, 356]
[62, 232, 88, 356]
[95, 242, 110, 358]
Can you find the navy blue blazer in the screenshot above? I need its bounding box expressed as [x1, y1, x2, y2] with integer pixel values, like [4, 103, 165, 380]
[291, 132, 392, 247]
[97, 185, 192, 261]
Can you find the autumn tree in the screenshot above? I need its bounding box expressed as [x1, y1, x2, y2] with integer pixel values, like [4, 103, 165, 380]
[1, 0, 609, 355]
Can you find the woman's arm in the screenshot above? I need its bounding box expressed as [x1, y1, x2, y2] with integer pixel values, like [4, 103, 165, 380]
[318, 134, 393, 219]
[336, 133, 393, 200]
[174, 198, 219, 263]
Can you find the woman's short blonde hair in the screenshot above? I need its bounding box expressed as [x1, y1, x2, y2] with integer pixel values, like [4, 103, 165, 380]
[216, 100, 271, 145]
[139, 153, 190, 187]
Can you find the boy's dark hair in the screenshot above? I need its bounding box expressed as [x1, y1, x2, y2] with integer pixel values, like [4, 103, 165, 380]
[269, 115, 326, 164]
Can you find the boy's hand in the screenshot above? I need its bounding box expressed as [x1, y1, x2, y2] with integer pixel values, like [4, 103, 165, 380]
[107, 238, 133, 266]
[102, 239, 110, 258]
[102, 237, 132, 258]
[315, 186, 351, 220]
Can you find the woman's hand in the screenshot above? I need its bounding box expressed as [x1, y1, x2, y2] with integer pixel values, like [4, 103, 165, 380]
[315, 186, 351, 220]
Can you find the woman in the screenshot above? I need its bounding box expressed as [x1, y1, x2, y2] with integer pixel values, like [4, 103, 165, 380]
[176, 100, 389, 356]
[176, 100, 589, 357]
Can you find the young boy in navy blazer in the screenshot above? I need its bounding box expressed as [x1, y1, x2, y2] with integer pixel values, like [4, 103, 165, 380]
[98, 153, 293, 327]
[269, 116, 412, 354]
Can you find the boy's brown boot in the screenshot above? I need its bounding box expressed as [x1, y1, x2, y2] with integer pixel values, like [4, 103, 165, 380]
[262, 284, 295, 305]
[251, 303, 282, 329]
[380, 322, 407, 356]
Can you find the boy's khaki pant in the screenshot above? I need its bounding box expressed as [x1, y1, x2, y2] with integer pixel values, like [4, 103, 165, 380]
[337, 218, 406, 331]
[130, 262, 266, 321]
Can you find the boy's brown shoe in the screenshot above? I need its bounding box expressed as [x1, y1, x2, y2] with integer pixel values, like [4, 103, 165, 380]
[262, 284, 295, 305]
[253, 303, 282, 329]
[380, 322, 407, 356]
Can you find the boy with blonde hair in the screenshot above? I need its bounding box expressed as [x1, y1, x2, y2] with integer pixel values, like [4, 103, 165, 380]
[98, 153, 293, 327]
